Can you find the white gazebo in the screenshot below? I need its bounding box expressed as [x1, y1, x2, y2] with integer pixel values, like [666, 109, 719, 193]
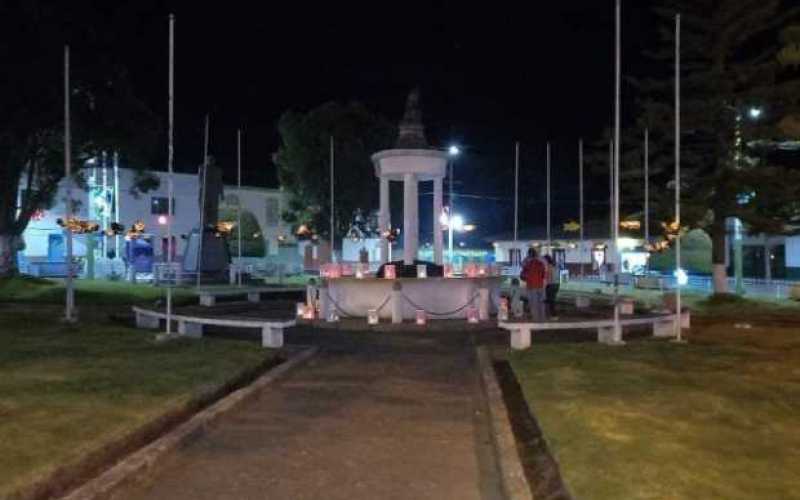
[371, 89, 448, 265]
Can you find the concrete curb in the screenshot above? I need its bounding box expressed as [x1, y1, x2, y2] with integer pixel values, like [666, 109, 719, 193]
[476, 346, 533, 500]
[60, 346, 319, 500]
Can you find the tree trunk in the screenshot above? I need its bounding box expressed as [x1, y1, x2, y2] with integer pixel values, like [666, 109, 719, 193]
[710, 216, 729, 294]
[0, 233, 20, 278]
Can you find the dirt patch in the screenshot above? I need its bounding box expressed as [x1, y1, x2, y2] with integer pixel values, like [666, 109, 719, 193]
[493, 360, 573, 500]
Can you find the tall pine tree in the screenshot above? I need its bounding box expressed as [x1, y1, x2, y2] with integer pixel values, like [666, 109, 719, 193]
[624, 0, 800, 293]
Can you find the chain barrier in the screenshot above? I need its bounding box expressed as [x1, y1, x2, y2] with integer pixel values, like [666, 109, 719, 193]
[324, 290, 391, 318]
[401, 292, 479, 317]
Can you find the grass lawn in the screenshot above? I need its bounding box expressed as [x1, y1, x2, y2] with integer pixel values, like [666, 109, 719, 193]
[509, 296, 800, 500]
[0, 283, 275, 497]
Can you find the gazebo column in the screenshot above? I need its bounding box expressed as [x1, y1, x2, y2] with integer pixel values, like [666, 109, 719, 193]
[403, 173, 418, 265]
[433, 177, 444, 265]
[379, 176, 390, 263]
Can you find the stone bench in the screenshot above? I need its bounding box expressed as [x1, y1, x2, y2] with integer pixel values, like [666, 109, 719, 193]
[193, 287, 303, 307]
[498, 311, 690, 350]
[132, 306, 295, 348]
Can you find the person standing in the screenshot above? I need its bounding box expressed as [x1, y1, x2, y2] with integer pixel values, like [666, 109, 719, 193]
[520, 248, 546, 321]
[544, 254, 560, 319]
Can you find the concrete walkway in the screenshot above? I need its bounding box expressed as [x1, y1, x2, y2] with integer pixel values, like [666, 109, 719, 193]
[118, 328, 506, 500]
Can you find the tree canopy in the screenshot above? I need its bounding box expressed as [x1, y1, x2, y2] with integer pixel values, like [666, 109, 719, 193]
[274, 101, 395, 242]
[619, 0, 800, 292]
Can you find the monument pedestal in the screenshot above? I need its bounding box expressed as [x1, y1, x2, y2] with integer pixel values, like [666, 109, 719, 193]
[182, 229, 231, 281]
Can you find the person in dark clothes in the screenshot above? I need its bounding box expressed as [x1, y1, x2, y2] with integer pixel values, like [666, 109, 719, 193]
[544, 254, 560, 319]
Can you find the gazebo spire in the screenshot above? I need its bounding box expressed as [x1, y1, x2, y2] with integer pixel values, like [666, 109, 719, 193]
[395, 88, 429, 149]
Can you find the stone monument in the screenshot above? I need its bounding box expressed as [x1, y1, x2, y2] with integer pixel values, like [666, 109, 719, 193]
[182, 158, 231, 278]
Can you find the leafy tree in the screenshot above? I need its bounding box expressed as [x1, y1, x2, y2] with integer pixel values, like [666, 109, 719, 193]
[621, 0, 800, 293]
[219, 208, 266, 258]
[275, 101, 395, 242]
[0, 2, 160, 276]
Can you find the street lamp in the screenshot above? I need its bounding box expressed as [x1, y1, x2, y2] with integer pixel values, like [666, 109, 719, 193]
[749, 107, 763, 120]
[447, 145, 460, 263]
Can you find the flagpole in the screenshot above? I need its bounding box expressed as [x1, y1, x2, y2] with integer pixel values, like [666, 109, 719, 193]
[237, 128, 243, 286]
[579, 138, 584, 278]
[546, 141, 551, 254]
[166, 13, 175, 335]
[330, 135, 335, 263]
[63, 45, 76, 322]
[612, 0, 622, 343]
[644, 128, 650, 244]
[514, 141, 519, 243]
[196, 114, 209, 288]
[674, 13, 684, 342]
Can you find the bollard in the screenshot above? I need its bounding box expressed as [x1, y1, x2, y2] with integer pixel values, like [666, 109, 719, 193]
[318, 281, 329, 322]
[391, 281, 403, 324]
[306, 278, 317, 310]
[478, 286, 490, 321]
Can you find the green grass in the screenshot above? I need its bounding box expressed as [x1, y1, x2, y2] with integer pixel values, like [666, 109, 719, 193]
[0, 276, 195, 305]
[509, 298, 800, 499]
[0, 305, 273, 497]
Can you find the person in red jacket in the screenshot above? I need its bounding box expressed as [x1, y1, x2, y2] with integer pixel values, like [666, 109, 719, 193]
[520, 248, 546, 321]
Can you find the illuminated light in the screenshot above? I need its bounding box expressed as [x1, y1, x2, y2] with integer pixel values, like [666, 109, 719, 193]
[462, 224, 476, 232]
[465, 263, 479, 278]
[498, 298, 509, 322]
[296, 302, 306, 318]
[439, 210, 449, 226]
[355, 263, 366, 279]
[416, 310, 427, 326]
[302, 304, 316, 320]
[620, 220, 641, 230]
[326, 310, 339, 323]
[367, 309, 379, 325]
[448, 145, 460, 156]
[563, 220, 581, 232]
[674, 268, 689, 286]
[384, 264, 396, 280]
[466, 306, 479, 323]
[459, 241, 466, 247]
[749, 107, 763, 119]
[444, 264, 454, 278]
[451, 215, 464, 231]
[158, 215, 168, 225]
[417, 264, 427, 279]
[477, 264, 487, 276]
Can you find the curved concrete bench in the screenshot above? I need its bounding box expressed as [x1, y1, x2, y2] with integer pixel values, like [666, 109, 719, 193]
[193, 286, 304, 306]
[499, 311, 690, 350]
[132, 306, 295, 348]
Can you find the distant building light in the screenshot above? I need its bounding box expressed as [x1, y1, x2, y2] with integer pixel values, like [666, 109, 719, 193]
[448, 145, 460, 156]
[157, 215, 168, 225]
[749, 107, 763, 119]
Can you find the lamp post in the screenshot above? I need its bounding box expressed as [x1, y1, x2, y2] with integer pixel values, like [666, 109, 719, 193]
[447, 145, 460, 263]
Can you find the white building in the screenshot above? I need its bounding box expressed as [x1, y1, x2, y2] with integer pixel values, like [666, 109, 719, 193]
[20, 167, 290, 266]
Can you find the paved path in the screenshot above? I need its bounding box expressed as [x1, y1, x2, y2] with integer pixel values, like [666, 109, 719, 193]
[118, 329, 505, 500]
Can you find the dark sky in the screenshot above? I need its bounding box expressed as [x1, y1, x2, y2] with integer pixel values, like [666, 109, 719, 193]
[6, 0, 659, 242]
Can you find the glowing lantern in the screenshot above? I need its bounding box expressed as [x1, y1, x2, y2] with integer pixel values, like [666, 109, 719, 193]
[416, 264, 427, 279]
[296, 302, 306, 318]
[416, 310, 427, 326]
[498, 298, 509, 321]
[367, 309, 379, 325]
[384, 264, 396, 280]
[303, 304, 316, 320]
[466, 306, 479, 323]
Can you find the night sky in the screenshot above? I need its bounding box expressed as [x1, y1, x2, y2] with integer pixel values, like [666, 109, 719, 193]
[5, 1, 659, 242]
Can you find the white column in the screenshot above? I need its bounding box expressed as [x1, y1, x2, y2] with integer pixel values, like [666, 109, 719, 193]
[433, 177, 444, 265]
[379, 177, 390, 263]
[403, 173, 418, 265]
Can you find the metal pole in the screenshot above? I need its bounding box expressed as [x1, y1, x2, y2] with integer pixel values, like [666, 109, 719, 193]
[546, 142, 551, 254]
[674, 13, 684, 342]
[237, 128, 243, 286]
[64, 45, 75, 322]
[166, 13, 174, 335]
[330, 135, 335, 263]
[113, 151, 120, 259]
[448, 158, 454, 263]
[196, 114, 209, 288]
[579, 138, 584, 278]
[613, 0, 622, 341]
[644, 128, 649, 244]
[514, 141, 519, 243]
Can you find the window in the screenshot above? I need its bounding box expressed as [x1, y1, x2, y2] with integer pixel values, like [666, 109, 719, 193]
[265, 198, 279, 226]
[151, 197, 175, 215]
